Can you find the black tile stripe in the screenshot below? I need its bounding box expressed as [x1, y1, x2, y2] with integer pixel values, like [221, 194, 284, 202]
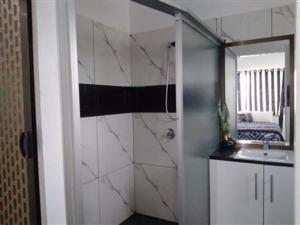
[132, 85, 176, 113]
[79, 84, 176, 117]
[79, 84, 132, 117]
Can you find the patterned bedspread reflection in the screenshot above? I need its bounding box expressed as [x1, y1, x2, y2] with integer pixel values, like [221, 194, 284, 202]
[237, 122, 285, 142]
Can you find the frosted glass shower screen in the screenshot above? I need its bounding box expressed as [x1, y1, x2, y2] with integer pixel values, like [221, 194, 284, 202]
[176, 16, 220, 225]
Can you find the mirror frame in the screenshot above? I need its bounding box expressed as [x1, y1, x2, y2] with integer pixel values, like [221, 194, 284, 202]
[221, 34, 295, 150]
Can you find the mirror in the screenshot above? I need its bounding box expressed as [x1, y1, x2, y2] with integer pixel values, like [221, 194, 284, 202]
[224, 36, 294, 148]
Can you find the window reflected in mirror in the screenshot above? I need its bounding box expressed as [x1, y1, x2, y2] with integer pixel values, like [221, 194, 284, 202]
[225, 38, 293, 146]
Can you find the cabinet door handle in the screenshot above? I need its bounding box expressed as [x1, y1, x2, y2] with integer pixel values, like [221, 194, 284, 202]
[270, 175, 274, 203]
[255, 173, 258, 200]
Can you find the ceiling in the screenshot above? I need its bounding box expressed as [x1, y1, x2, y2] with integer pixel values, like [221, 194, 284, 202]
[76, 0, 295, 34]
[76, 0, 131, 33]
[160, 0, 295, 20]
[130, 2, 175, 34]
[76, 0, 175, 34]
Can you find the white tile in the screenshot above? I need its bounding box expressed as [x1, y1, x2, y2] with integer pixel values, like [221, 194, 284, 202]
[82, 179, 101, 225]
[220, 9, 272, 42]
[76, 15, 95, 84]
[80, 117, 98, 183]
[131, 27, 175, 86]
[134, 164, 178, 222]
[94, 22, 131, 86]
[133, 113, 177, 168]
[98, 114, 133, 176]
[99, 164, 135, 225]
[272, 4, 295, 36]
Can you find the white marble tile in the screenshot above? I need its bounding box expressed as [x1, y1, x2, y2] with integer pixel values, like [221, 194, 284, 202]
[131, 27, 175, 86]
[134, 164, 178, 222]
[133, 113, 177, 168]
[220, 9, 272, 42]
[99, 164, 135, 225]
[94, 21, 131, 86]
[272, 4, 295, 36]
[82, 179, 101, 225]
[76, 15, 95, 84]
[80, 117, 99, 184]
[97, 114, 133, 176]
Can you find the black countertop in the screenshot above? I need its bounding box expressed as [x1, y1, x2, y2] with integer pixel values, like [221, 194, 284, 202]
[209, 147, 294, 167]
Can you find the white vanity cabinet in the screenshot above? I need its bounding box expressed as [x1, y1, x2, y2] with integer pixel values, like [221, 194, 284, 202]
[210, 160, 294, 225]
[264, 165, 294, 225]
[210, 160, 264, 225]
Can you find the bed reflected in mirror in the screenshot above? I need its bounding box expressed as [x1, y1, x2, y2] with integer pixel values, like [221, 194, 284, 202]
[224, 36, 294, 148]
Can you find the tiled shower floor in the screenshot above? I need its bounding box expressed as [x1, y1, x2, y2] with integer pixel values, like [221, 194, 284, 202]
[120, 213, 178, 225]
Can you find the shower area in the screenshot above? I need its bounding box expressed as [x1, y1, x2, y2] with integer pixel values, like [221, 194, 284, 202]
[76, 1, 221, 225]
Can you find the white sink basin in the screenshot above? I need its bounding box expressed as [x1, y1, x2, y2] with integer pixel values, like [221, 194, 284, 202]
[234, 148, 294, 164]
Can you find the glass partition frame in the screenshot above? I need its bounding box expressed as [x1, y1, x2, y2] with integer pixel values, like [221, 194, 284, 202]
[175, 13, 222, 225]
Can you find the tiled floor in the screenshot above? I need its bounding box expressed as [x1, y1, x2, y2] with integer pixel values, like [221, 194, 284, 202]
[120, 213, 178, 225]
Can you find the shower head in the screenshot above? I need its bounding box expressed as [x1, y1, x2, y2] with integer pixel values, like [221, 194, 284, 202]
[168, 41, 175, 48]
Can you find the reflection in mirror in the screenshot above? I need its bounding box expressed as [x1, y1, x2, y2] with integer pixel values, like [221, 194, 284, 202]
[226, 38, 293, 146]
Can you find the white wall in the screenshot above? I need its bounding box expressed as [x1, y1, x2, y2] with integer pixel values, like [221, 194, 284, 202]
[238, 53, 285, 71]
[32, 1, 67, 224]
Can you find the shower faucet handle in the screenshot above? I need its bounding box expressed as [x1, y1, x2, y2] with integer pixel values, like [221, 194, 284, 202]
[165, 128, 175, 141]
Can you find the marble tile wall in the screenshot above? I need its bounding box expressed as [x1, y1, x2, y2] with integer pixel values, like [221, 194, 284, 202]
[204, 4, 295, 42]
[131, 27, 178, 222]
[272, 4, 295, 36]
[130, 27, 176, 86]
[77, 15, 134, 225]
[78, 14, 178, 224]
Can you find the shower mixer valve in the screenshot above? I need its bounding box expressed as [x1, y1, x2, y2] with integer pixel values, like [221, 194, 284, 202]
[165, 128, 175, 141]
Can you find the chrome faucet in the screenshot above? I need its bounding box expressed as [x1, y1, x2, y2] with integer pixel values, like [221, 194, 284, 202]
[263, 140, 270, 150]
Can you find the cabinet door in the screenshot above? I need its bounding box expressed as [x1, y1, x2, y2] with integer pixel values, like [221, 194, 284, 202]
[210, 160, 264, 225]
[264, 166, 294, 225]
